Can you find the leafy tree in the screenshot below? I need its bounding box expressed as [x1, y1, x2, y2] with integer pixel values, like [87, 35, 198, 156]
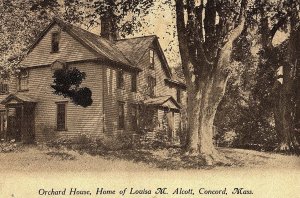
[250, 0, 299, 152]
[51, 67, 93, 107]
[172, 0, 248, 162]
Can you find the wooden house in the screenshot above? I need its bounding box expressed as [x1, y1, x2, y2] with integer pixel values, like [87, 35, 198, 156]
[0, 18, 186, 143]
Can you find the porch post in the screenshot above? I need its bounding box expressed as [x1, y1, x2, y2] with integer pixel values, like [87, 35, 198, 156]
[5, 107, 8, 141]
[21, 104, 24, 142]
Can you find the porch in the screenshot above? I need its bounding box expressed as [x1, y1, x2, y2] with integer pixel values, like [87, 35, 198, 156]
[138, 95, 182, 144]
[0, 93, 36, 143]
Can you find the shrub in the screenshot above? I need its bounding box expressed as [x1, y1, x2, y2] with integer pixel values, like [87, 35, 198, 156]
[0, 139, 21, 153]
[46, 133, 134, 154]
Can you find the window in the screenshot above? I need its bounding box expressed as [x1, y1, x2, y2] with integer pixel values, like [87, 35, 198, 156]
[56, 102, 67, 131]
[176, 88, 181, 103]
[51, 32, 60, 53]
[117, 70, 124, 89]
[149, 49, 154, 69]
[131, 74, 137, 92]
[130, 105, 138, 130]
[18, 70, 29, 91]
[148, 76, 156, 97]
[118, 101, 125, 129]
[0, 83, 8, 94]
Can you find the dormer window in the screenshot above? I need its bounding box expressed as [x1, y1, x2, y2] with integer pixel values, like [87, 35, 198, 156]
[149, 49, 154, 69]
[18, 70, 29, 91]
[51, 32, 60, 53]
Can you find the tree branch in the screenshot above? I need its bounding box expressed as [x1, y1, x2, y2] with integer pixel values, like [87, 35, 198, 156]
[176, 0, 192, 81]
[269, 14, 289, 40]
[203, 0, 217, 60]
[217, 5, 246, 73]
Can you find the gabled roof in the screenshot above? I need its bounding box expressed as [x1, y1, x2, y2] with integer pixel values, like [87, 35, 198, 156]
[25, 18, 133, 69]
[25, 18, 174, 78]
[0, 93, 36, 105]
[143, 95, 181, 110]
[115, 36, 172, 78]
[115, 35, 156, 65]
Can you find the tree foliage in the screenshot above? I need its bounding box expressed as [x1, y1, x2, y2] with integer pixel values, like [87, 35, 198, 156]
[51, 67, 93, 107]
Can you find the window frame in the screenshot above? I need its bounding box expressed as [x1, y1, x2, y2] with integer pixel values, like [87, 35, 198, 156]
[149, 49, 154, 69]
[176, 88, 181, 103]
[56, 102, 67, 131]
[131, 73, 137, 92]
[0, 82, 9, 95]
[148, 76, 156, 97]
[130, 104, 138, 131]
[18, 70, 29, 91]
[116, 70, 125, 89]
[117, 101, 125, 130]
[51, 32, 60, 53]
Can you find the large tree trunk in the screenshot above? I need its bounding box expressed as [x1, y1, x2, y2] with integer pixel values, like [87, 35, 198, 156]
[185, 71, 229, 162]
[274, 1, 300, 153]
[174, 0, 246, 164]
[274, 83, 299, 152]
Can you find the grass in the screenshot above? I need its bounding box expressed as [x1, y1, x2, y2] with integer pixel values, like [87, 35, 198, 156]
[0, 144, 298, 172]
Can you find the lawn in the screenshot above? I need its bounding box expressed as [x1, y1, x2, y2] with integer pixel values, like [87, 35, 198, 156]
[0, 145, 299, 172]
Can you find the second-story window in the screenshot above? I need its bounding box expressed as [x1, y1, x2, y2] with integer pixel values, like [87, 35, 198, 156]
[18, 70, 29, 91]
[176, 88, 181, 103]
[51, 32, 60, 53]
[0, 83, 8, 95]
[148, 76, 156, 97]
[149, 49, 154, 69]
[117, 70, 124, 89]
[131, 73, 137, 92]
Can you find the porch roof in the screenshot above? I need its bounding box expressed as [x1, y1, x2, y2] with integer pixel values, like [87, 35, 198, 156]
[143, 95, 181, 110]
[0, 93, 37, 105]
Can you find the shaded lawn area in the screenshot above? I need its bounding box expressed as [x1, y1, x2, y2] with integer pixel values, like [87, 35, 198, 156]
[0, 144, 299, 172]
[93, 147, 300, 170]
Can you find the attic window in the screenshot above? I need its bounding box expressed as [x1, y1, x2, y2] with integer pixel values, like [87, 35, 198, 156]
[51, 32, 60, 53]
[149, 49, 154, 69]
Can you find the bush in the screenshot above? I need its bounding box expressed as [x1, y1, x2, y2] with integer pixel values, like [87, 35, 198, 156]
[0, 139, 21, 153]
[46, 133, 134, 154]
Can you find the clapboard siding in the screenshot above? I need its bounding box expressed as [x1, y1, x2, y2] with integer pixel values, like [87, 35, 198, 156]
[5, 22, 186, 142]
[103, 66, 138, 135]
[20, 24, 98, 67]
[22, 62, 103, 142]
[136, 46, 183, 134]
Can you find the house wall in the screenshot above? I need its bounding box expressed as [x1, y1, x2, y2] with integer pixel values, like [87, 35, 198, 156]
[136, 45, 185, 134]
[10, 22, 187, 141]
[21, 62, 104, 142]
[20, 24, 98, 67]
[102, 66, 138, 135]
[15, 24, 105, 142]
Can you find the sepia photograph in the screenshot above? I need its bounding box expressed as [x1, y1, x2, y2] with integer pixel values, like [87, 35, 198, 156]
[0, 0, 299, 197]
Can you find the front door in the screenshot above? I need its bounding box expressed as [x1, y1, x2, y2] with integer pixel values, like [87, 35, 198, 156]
[7, 106, 22, 141]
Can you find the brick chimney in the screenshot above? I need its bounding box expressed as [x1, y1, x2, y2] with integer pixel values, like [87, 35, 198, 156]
[100, 15, 118, 41]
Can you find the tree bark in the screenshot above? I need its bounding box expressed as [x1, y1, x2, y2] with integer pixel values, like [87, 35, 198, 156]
[175, 0, 246, 164]
[185, 70, 229, 163]
[274, 0, 300, 153]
